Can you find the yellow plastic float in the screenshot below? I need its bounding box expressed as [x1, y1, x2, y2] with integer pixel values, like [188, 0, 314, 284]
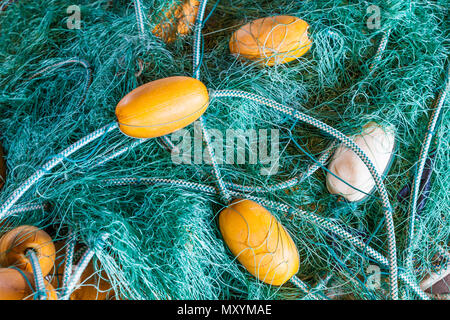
[0, 225, 56, 277]
[219, 199, 299, 286]
[229, 15, 312, 66]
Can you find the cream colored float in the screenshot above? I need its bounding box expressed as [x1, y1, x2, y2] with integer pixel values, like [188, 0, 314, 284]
[326, 121, 395, 202]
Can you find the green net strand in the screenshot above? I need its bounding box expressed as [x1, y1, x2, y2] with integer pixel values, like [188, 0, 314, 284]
[0, 0, 16, 11]
[133, 0, 146, 40]
[93, 138, 149, 168]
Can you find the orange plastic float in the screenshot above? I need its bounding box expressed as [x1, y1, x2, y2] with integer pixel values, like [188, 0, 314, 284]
[219, 199, 299, 286]
[48, 241, 115, 300]
[0, 225, 56, 277]
[152, 0, 199, 43]
[115, 76, 209, 139]
[229, 15, 312, 66]
[0, 268, 57, 300]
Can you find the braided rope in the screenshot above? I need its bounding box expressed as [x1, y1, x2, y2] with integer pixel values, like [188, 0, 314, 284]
[369, 29, 391, 71]
[192, 0, 232, 203]
[199, 117, 232, 203]
[104, 176, 216, 193]
[8, 203, 47, 215]
[93, 138, 148, 168]
[226, 141, 336, 193]
[73, 245, 88, 264]
[61, 233, 109, 300]
[28, 59, 91, 81]
[60, 230, 76, 299]
[210, 89, 399, 299]
[100, 175, 427, 299]
[0, 123, 117, 221]
[26, 249, 47, 300]
[27, 58, 92, 106]
[0, 0, 17, 12]
[192, 0, 208, 79]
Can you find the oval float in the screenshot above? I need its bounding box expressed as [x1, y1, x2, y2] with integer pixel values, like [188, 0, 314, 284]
[326, 121, 395, 202]
[219, 199, 299, 286]
[152, 0, 199, 43]
[229, 15, 312, 66]
[115, 76, 209, 139]
[0, 225, 56, 277]
[0, 268, 58, 300]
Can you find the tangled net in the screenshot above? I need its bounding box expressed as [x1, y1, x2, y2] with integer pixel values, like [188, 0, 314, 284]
[0, 0, 448, 300]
